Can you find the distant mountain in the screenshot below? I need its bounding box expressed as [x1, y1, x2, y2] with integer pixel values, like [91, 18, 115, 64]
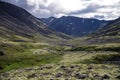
[0, 1, 70, 42]
[41, 16, 109, 36]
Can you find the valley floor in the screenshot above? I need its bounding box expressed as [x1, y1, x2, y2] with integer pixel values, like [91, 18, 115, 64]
[0, 42, 120, 80]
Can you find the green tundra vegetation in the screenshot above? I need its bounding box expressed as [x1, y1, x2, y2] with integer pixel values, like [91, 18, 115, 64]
[0, 41, 120, 80]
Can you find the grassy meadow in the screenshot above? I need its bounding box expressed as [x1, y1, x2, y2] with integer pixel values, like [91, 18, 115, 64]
[0, 41, 120, 80]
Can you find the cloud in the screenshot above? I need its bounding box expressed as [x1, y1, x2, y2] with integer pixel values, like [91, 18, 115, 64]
[69, 4, 102, 15]
[0, 0, 120, 20]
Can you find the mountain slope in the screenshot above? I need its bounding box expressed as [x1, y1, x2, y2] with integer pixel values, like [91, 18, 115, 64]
[0, 1, 70, 42]
[92, 17, 120, 37]
[41, 16, 109, 36]
[86, 17, 120, 44]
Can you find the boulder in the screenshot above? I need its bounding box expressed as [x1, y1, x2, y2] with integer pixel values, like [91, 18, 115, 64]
[60, 66, 66, 69]
[74, 73, 87, 79]
[102, 74, 110, 79]
[55, 73, 63, 78]
[27, 74, 36, 78]
[87, 66, 93, 70]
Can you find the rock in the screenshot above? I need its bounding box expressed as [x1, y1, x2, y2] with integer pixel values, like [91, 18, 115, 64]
[94, 74, 103, 80]
[60, 66, 68, 71]
[1, 73, 9, 77]
[60, 66, 66, 69]
[87, 66, 93, 70]
[74, 73, 87, 79]
[70, 66, 74, 69]
[42, 73, 50, 75]
[27, 74, 36, 78]
[25, 68, 33, 71]
[37, 67, 43, 70]
[102, 74, 110, 79]
[45, 66, 52, 69]
[64, 70, 73, 77]
[0, 77, 2, 80]
[116, 75, 120, 79]
[55, 73, 63, 78]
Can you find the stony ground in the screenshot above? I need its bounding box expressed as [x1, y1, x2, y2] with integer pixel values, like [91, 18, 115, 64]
[0, 64, 120, 80]
[0, 51, 120, 80]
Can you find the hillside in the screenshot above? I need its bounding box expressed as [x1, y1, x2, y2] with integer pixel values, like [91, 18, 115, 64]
[41, 16, 109, 36]
[86, 17, 120, 44]
[0, 1, 70, 42]
[92, 17, 120, 37]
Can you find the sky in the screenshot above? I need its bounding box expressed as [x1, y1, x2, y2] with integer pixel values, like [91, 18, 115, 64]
[1, 0, 120, 20]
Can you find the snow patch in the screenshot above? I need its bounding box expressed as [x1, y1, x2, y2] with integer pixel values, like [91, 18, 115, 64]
[92, 20, 94, 23]
[49, 19, 54, 22]
[82, 19, 84, 23]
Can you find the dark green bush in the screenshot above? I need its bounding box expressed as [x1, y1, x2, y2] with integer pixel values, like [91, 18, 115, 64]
[0, 50, 4, 56]
[82, 54, 120, 64]
[67, 46, 97, 51]
[66, 45, 120, 52]
[96, 46, 120, 52]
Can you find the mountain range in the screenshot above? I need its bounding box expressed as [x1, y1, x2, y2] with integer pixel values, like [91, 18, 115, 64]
[41, 16, 109, 36]
[0, 1, 119, 44]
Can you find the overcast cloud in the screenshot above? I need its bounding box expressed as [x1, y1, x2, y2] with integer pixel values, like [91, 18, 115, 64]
[0, 0, 120, 20]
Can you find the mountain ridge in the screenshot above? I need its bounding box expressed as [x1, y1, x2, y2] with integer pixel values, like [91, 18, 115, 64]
[41, 16, 109, 36]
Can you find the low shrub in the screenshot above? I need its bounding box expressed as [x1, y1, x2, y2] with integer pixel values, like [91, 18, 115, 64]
[67, 46, 97, 51]
[82, 54, 120, 64]
[0, 50, 4, 56]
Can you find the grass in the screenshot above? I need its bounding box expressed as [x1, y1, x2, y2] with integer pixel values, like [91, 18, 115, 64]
[0, 42, 63, 73]
[0, 42, 119, 73]
[81, 53, 120, 64]
[66, 44, 120, 52]
[0, 41, 120, 80]
[0, 53, 62, 73]
[66, 46, 97, 51]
